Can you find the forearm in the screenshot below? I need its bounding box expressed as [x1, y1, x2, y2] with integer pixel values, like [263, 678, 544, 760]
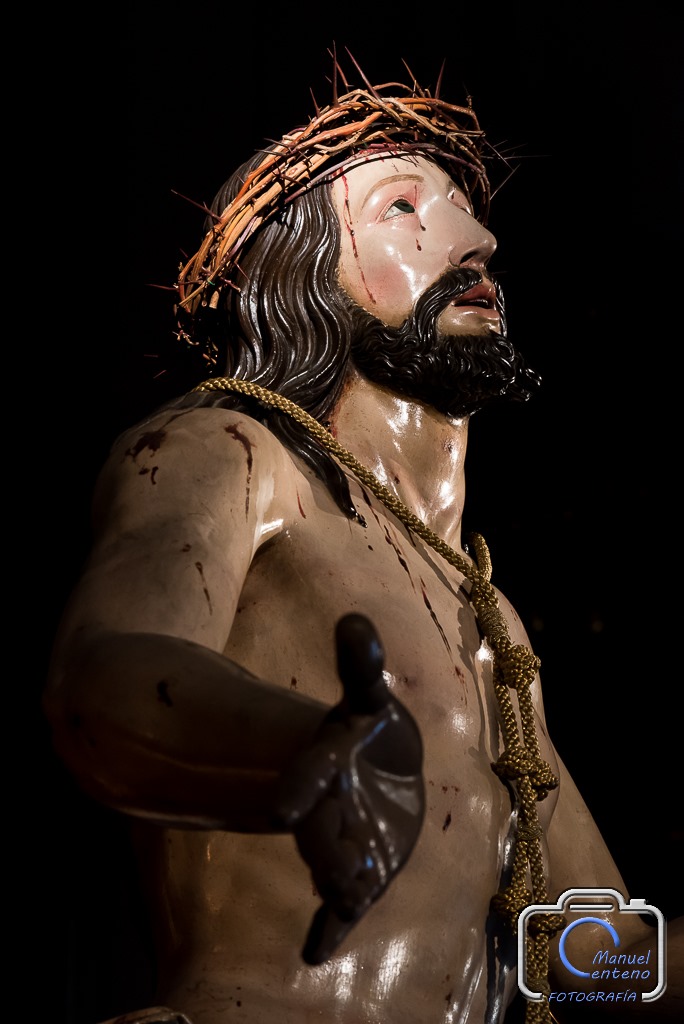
[44, 629, 328, 831]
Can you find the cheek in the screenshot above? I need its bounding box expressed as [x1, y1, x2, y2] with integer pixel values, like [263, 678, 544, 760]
[341, 244, 428, 326]
[365, 261, 415, 321]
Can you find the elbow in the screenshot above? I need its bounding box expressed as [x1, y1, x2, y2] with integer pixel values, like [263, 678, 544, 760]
[42, 683, 132, 812]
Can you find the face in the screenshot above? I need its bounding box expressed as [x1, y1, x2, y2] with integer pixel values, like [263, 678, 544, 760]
[331, 154, 499, 333]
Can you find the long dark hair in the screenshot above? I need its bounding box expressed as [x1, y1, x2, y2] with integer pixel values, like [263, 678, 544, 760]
[183, 150, 358, 421]
[167, 151, 364, 519]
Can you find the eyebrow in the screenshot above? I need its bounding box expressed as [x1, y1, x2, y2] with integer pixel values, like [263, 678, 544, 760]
[361, 173, 423, 210]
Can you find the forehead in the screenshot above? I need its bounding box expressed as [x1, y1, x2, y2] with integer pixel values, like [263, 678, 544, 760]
[330, 153, 466, 214]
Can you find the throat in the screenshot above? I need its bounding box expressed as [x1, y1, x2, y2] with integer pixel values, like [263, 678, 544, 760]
[329, 370, 469, 550]
[380, 456, 465, 551]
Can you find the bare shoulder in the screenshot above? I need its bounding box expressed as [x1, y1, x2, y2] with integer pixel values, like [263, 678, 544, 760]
[111, 399, 294, 480]
[98, 400, 299, 532]
[48, 401, 303, 662]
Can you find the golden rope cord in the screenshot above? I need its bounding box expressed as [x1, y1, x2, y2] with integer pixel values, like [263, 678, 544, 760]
[191, 375, 564, 1022]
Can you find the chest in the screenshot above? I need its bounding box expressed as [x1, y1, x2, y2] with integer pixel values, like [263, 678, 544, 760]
[226, 469, 515, 773]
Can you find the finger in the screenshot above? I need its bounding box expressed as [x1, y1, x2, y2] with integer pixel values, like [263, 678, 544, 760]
[327, 871, 379, 923]
[302, 903, 362, 966]
[296, 805, 366, 903]
[299, 803, 385, 915]
[271, 746, 339, 827]
[335, 614, 389, 714]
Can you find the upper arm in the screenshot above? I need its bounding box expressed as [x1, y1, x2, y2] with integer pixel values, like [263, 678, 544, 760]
[43, 407, 326, 822]
[51, 405, 292, 660]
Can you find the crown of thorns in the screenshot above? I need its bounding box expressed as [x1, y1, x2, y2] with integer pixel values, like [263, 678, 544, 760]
[176, 57, 499, 319]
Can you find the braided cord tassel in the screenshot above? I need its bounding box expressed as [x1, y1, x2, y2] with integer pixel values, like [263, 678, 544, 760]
[191, 378, 564, 1015]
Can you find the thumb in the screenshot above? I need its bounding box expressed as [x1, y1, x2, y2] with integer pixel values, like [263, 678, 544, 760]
[271, 742, 340, 828]
[335, 614, 388, 714]
[302, 902, 363, 965]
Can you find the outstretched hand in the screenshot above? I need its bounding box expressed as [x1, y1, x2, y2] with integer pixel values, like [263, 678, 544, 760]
[272, 613, 425, 965]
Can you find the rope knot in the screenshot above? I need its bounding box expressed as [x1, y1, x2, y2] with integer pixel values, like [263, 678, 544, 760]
[474, 600, 509, 647]
[528, 913, 566, 938]
[529, 761, 560, 800]
[491, 884, 533, 927]
[525, 974, 552, 995]
[498, 643, 541, 690]
[517, 823, 542, 843]
[492, 745, 535, 781]
[492, 750, 559, 800]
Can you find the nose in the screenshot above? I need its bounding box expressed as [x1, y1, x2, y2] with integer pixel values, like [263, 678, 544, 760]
[447, 220, 497, 269]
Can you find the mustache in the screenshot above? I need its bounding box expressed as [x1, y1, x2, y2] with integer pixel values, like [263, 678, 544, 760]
[412, 266, 506, 336]
[347, 265, 540, 417]
[349, 266, 506, 379]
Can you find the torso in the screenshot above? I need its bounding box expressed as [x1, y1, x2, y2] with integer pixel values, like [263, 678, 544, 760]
[131, 411, 559, 1024]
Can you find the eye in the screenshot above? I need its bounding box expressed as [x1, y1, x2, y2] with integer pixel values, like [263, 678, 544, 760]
[383, 197, 416, 219]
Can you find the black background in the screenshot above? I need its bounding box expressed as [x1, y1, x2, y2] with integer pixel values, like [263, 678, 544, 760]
[36, 5, 682, 1020]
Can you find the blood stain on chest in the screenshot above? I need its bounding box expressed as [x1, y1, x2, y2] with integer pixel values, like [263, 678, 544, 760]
[225, 423, 254, 516]
[419, 577, 452, 657]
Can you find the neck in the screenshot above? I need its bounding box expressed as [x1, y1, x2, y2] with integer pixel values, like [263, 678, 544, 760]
[328, 367, 469, 551]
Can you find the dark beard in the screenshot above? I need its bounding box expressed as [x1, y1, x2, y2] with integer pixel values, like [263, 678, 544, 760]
[348, 267, 541, 418]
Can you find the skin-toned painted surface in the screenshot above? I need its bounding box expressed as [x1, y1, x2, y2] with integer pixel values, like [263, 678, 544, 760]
[333, 155, 499, 334]
[44, 151, 683, 1024]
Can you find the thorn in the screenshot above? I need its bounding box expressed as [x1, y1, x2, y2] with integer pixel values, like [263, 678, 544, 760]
[333, 41, 352, 92]
[435, 59, 447, 100]
[171, 190, 217, 220]
[309, 87, 321, 117]
[491, 163, 519, 201]
[146, 282, 179, 293]
[345, 47, 379, 98]
[328, 42, 339, 104]
[459, 80, 472, 108]
[401, 59, 421, 96]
